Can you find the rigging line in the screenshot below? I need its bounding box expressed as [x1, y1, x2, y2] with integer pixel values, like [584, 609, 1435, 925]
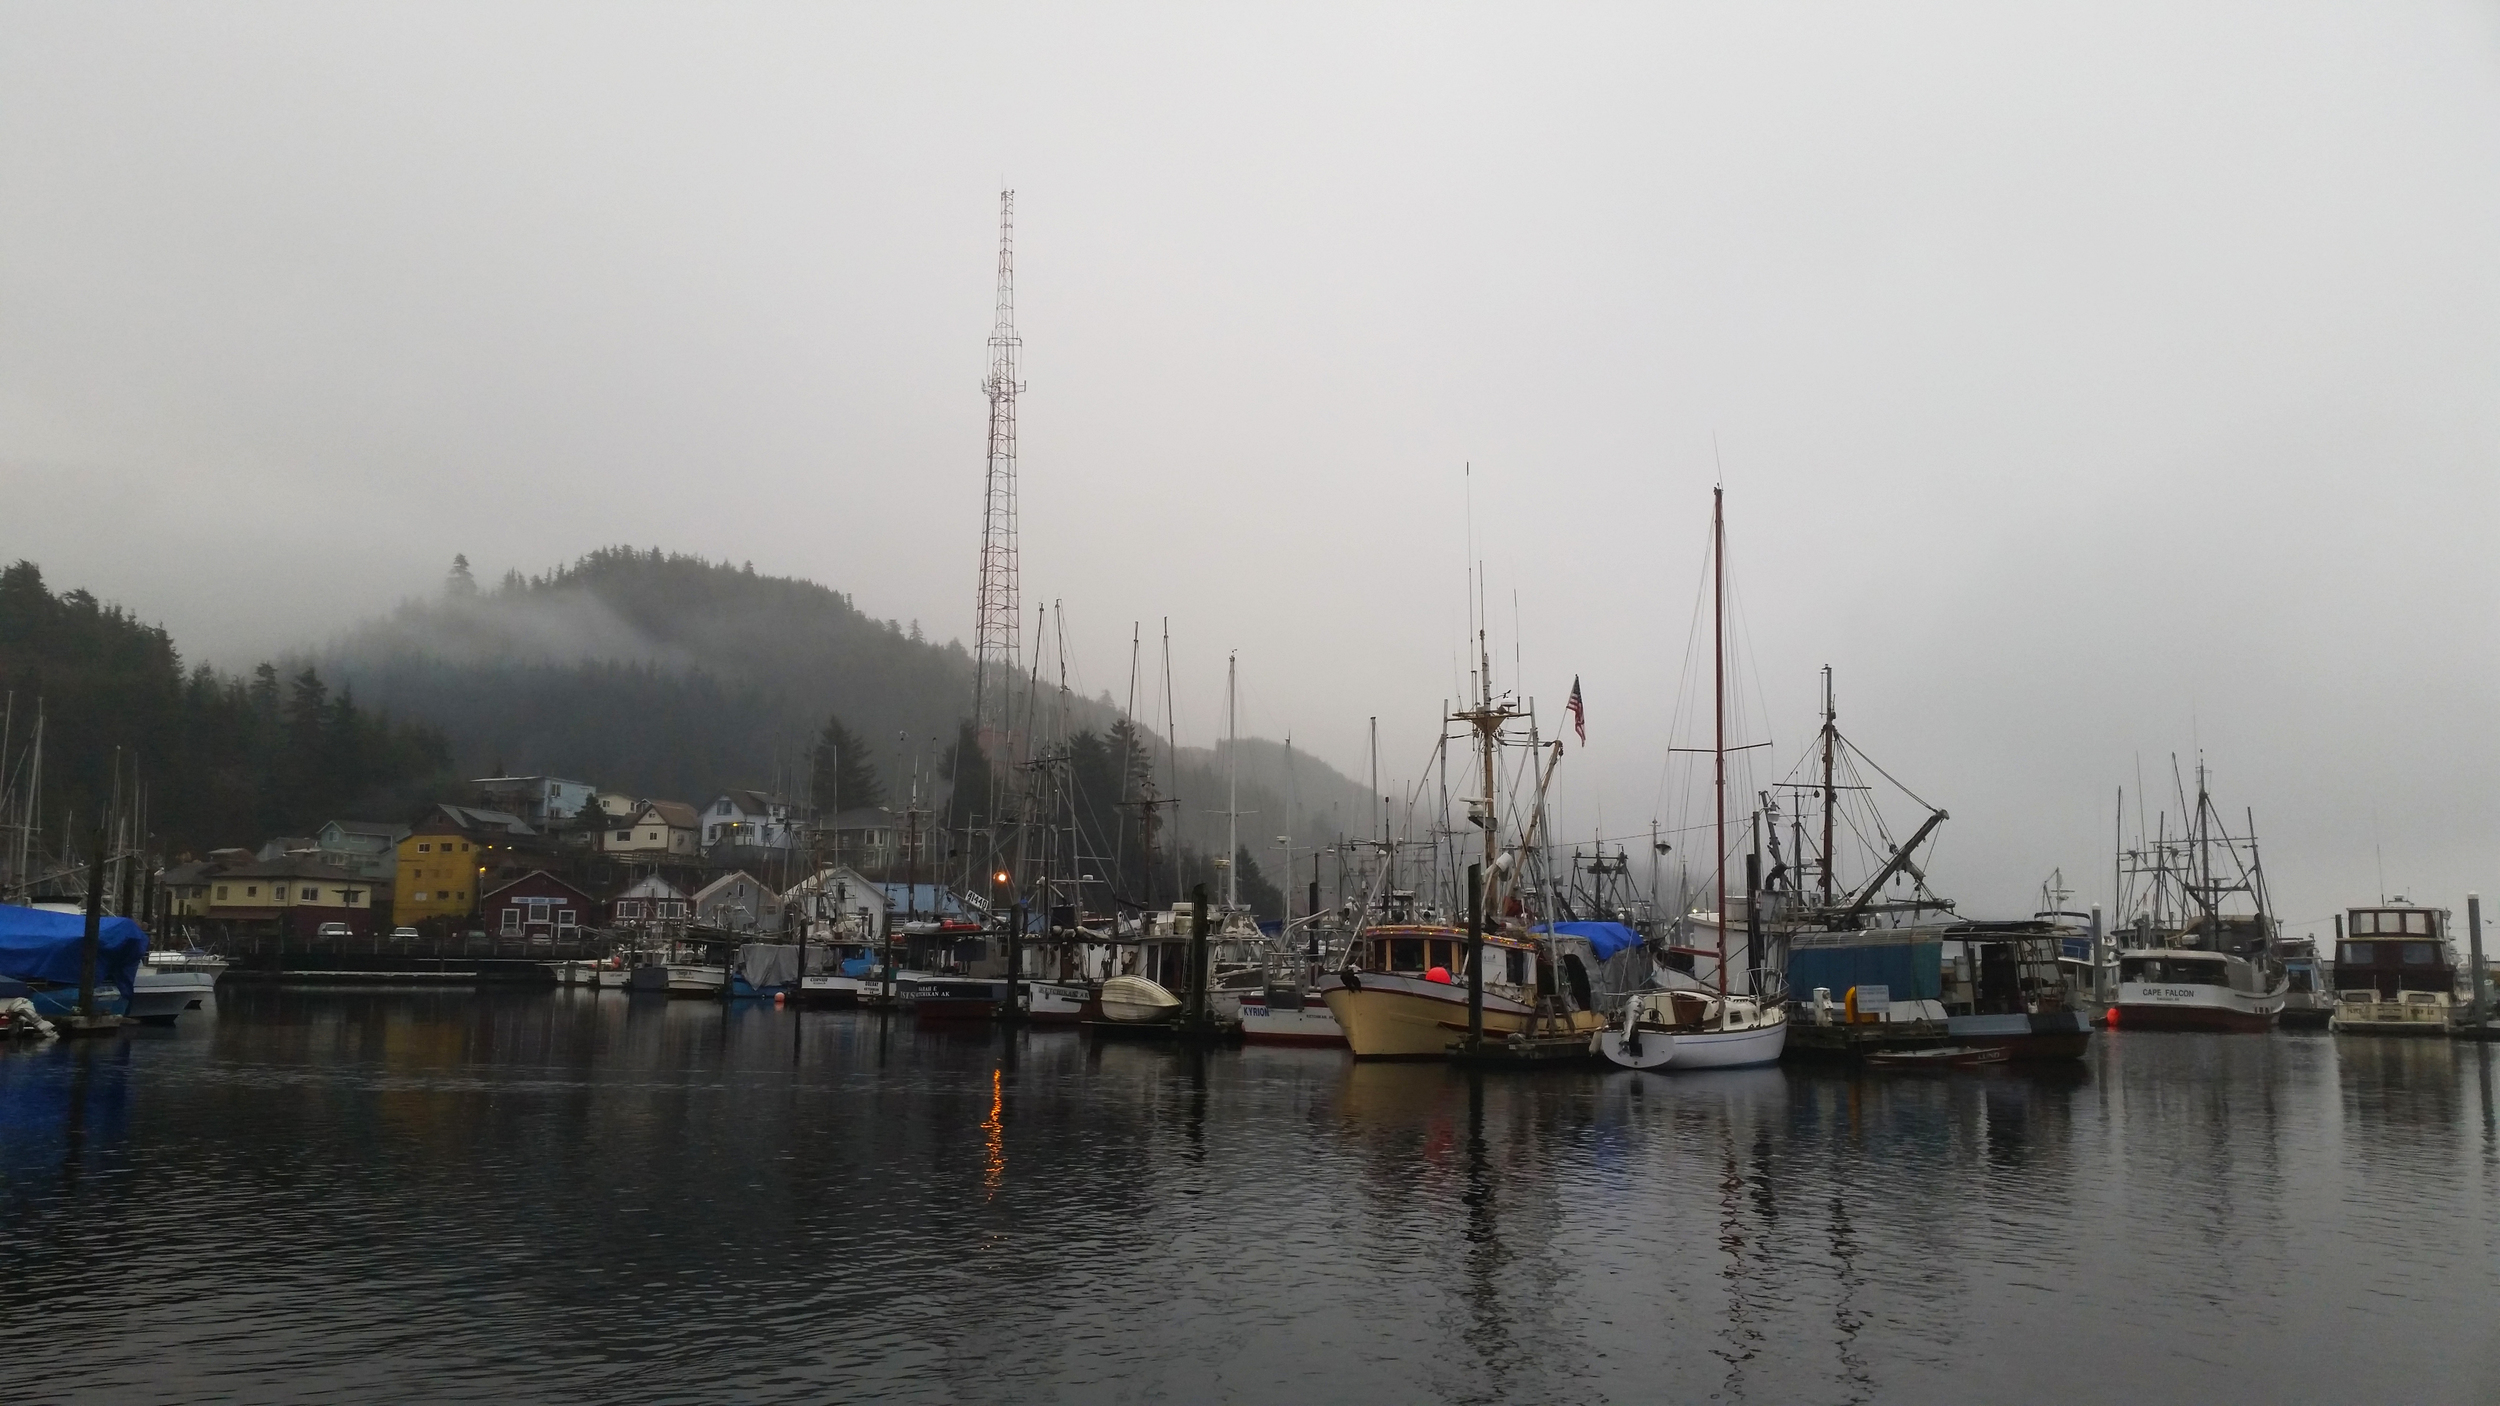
[1838, 735, 1943, 817]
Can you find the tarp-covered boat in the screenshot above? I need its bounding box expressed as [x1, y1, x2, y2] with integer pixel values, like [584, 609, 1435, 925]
[0, 904, 147, 1018]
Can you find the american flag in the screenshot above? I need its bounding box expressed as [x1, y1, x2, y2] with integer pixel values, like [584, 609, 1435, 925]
[1566, 675, 1586, 744]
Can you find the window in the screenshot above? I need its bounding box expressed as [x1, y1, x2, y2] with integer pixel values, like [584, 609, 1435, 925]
[246, 886, 259, 898]
[646, 831, 659, 842]
[2402, 943, 2440, 966]
[456, 890, 466, 902]
[460, 843, 470, 852]
[2351, 912, 2377, 935]
[1388, 938, 1425, 972]
[216, 885, 229, 900]
[501, 909, 520, 935]
[302, 887, 319, 901]
[2340, 942, 2377, 966]
[415, 892, 430, 902]
[558, 909, 575, 928]
[718, 799, 733, 815]
[419, 843, 431, 853]
[2404, 912, 2429, 935]
[615, 830, 632, 842]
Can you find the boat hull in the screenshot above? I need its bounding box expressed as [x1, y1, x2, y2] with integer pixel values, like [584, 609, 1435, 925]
[1317, 973, 1537, 1060]
[797, 975, 867, 1008]
[1946, 1010, 2093, 1060]
[1597, 1017, 1788, 1070]
[2111, 980, 2282, 1032]
[1238, 993, 1346, 1048]
[1098, 975, 1182, 1025]
[129, 966, 218, 1024]
[1023, 981, 1091, 1024]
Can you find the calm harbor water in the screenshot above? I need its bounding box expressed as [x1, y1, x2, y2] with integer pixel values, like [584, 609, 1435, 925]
[5, 988, 2498, 1404]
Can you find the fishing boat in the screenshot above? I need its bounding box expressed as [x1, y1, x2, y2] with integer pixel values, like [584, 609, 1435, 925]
[2330, 900, 2456, 1036]
[2107, 760, 2288, 1032]
[1322, 644, 1609, 1059]
[1237, 968, 1347, 1047]
[1938, 922, 2093, 1060]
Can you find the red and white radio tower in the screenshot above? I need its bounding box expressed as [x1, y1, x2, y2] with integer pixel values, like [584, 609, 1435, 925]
[971, 190, 1023, 748]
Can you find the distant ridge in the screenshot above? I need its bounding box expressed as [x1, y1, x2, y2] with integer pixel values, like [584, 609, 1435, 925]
[313, 548, 1380, 856]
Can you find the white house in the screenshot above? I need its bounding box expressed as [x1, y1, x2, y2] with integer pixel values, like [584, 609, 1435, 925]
[609, 873, 691, 932]
[781, 865, 888, 939]
[602, 801, 701, 858]
[703, 790, 799, 851]
[693, 871, 785, 934]
[469, 776, 598, 829]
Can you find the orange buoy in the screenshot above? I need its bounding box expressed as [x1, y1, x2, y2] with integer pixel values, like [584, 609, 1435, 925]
[1426, 966, 1451, 984]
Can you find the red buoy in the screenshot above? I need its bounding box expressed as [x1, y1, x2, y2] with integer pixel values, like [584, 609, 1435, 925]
[1426, 966, 1451, 984]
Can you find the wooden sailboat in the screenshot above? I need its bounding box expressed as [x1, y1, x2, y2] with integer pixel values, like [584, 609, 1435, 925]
[1598, 487, 1787, 1071]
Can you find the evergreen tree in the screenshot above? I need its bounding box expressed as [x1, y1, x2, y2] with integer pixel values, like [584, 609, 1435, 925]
[809, 713, 883, 814]
[446, 554, 477, 598]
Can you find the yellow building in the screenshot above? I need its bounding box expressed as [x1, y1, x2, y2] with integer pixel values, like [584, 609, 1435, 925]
[395, 803, 540, 927]
[204, 858, 376, 936]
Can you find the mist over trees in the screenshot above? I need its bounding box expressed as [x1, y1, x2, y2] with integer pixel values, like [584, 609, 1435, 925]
[0, 561, 452, 855]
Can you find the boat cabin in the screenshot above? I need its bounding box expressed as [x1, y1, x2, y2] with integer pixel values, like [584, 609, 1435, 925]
[1347, 924, 1535, 987]
[2118, 950, 2235, 987]
[2335, 904, 2454, 998]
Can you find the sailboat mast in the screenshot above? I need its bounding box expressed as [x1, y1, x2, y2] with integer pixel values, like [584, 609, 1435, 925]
[1226, 651, 1239, 912]
[1713, 486, 1728, 999]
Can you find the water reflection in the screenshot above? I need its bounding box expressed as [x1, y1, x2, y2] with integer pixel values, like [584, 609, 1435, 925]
[2, 996, 2497, 1403]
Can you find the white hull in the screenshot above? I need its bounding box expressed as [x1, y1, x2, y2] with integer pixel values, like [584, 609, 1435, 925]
[129, 966, 218, 1023]
[1596, 1018, 1789, 1069]
[1098, 975, 1182, 1024]
[1238, 995, 1346, 1047]
[1023, 981, 1091, 1022]
[2111, 979, 2283, 1032]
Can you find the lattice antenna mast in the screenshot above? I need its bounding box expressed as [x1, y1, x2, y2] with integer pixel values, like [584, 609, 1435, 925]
[972, 189, 1024, 747]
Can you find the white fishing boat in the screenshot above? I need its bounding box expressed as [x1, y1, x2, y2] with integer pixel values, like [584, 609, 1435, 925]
[1021, 979, 1091, 1023]
[2106, 759, 2288, 1033]
[1098, 973, 1181, 1024]
[1237, 983, 1346, 1047]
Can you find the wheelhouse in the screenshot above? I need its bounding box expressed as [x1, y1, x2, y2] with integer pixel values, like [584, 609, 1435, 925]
[1347, 924, 1536, 986]
[2118, 951, 2232, 985]
[2335, 904, 2454, 997]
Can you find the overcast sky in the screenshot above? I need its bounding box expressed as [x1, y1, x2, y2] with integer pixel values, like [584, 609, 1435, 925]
[6, 3, 2498, 928]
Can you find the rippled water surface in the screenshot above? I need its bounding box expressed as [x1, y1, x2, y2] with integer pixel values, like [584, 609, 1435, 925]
[5, 987, 2499, 1403]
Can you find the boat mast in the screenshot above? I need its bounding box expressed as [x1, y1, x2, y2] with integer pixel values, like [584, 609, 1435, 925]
[1713, 485, 1728, 1001]
[1225, 651, 1239, 913]
[1819, 665, 1836, 907]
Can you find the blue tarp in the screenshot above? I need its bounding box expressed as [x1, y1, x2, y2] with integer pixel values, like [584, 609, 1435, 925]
[1537, 921, 1645, 962]
[0, 904, 148, 1000]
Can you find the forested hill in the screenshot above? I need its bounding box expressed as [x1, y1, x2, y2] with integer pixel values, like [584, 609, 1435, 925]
[0, 561, 452, 858]
[313, 549, 1382, 855]
[313, 549, 977, 806]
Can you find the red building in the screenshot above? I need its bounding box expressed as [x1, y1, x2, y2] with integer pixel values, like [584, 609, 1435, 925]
[479, 870, 599, 943]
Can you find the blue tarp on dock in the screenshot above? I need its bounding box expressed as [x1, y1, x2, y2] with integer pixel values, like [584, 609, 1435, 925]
[0, 904, 148, 1001]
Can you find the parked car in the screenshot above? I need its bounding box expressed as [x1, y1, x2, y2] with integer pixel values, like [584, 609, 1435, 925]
[315, 922, 350, 940]
[390, 927, 419, 941]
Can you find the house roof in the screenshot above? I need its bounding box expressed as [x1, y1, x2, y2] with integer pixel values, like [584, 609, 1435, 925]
[215, 858, 367, 884]
[714, 789, 791, 816]
[612, 873, 690, 901]
[158, 860, 221, 886]
[693, 871, 778, 904]
[780, 866, 886, 906]
[481, 869, 598, 904]
[638, 800, 701, 829]
[418, 803, 538, 836]
[324, 819, 412, 841]
[827, 806, 897, 831]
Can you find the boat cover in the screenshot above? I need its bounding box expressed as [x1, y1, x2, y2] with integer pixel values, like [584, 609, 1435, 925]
[0, 905, 147, 1001]
[1538, 921, 1644, 962]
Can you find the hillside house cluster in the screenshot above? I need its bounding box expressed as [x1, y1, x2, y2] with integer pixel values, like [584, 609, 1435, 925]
[153, 770, 978, 947]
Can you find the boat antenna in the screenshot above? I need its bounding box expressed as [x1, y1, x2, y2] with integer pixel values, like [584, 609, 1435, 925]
[1713, 485, 1728, 1002]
